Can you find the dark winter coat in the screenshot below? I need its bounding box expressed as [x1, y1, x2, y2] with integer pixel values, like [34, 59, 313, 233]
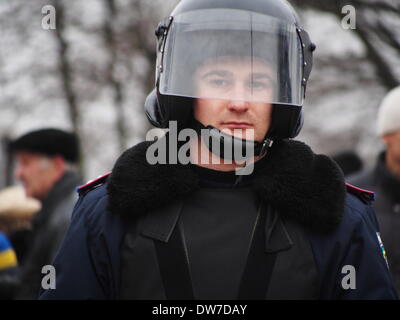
[16, 171, 81, 299]
[349, 152, 400, 293]
[39, 140, 397, 300]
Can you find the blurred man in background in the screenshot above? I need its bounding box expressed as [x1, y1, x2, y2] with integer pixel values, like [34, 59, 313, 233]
[8, 128, 81, 299]
[350, 86, 400, 293]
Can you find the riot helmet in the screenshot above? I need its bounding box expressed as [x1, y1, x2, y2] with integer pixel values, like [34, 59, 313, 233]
[145, 0, 315, 155]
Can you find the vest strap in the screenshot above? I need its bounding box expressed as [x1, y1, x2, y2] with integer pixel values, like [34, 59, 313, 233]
[238, 205, 277, 299]
[154, 221, 194, 299]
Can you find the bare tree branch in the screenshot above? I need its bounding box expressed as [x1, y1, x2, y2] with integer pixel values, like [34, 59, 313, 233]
[355, 19, 399, 89]
[352, 0, 400, 14]
[103, 0, 127, 152]
[53, 0, 85, 175]
[375, 20, 400, 52]
[289, 0, 400, 89]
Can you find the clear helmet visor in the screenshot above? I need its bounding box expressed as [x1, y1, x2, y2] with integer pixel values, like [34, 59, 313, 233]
[158, 9, 304, 106]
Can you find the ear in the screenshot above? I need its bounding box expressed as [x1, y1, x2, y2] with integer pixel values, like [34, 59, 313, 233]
[145, 88, 164, 127]
[51, 155, 66, 175]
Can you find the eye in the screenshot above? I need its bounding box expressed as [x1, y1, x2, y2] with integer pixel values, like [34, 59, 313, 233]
[247, 80, 271, 90]
[207, 78, 231, 88]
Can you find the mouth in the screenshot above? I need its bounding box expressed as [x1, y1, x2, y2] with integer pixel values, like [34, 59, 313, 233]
[221, 122, 253, 129]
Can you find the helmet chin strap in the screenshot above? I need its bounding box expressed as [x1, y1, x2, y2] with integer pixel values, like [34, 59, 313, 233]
[192, 119, 273, 161]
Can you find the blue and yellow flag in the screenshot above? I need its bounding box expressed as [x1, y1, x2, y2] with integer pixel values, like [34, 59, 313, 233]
[0, 231, 18, 270]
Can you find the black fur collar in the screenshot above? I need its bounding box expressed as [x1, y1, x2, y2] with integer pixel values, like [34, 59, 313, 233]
[107, 139, 345, 233]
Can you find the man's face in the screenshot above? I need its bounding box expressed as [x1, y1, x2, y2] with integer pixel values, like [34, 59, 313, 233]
[384, 130, 400, 164]
[14, 152, 59, 200]
[193, 57, 274, 142]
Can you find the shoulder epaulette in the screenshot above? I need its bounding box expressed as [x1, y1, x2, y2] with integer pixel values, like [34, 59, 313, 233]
[345, 183, 375, 203]
[77, 172, 111, 196]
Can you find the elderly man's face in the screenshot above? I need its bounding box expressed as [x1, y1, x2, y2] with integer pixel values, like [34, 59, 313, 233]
[14, 152, 60, 200]
[384, 131, 400, 164]
[193, 57, 274, 142]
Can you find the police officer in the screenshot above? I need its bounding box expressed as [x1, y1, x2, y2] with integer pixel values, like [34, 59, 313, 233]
[40, 0, 397, 299]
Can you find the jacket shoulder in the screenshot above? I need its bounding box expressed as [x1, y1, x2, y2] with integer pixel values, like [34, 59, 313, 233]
[345, 183, 375, 204]
[343, 189, 380, 235]
[73, 182, 109, 221]
[344, 183, 377, 226]
[77, 172, 111, 197]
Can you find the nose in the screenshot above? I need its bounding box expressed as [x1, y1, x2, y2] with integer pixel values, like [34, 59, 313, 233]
[227, 83, 249, 112]
[228, 99, 249, 113]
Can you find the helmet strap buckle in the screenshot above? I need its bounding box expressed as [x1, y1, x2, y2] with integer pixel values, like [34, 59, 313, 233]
[259, 138, 273, 158]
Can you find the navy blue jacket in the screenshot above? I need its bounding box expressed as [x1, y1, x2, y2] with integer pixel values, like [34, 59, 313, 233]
[349, 152, 400, 292]
[39, 140, 398, 299]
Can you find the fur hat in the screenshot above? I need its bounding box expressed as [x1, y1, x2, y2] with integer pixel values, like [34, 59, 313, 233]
[0, 186, 41, 234]
[9, 128, 80, 163]
[377, 86, 400, 137]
